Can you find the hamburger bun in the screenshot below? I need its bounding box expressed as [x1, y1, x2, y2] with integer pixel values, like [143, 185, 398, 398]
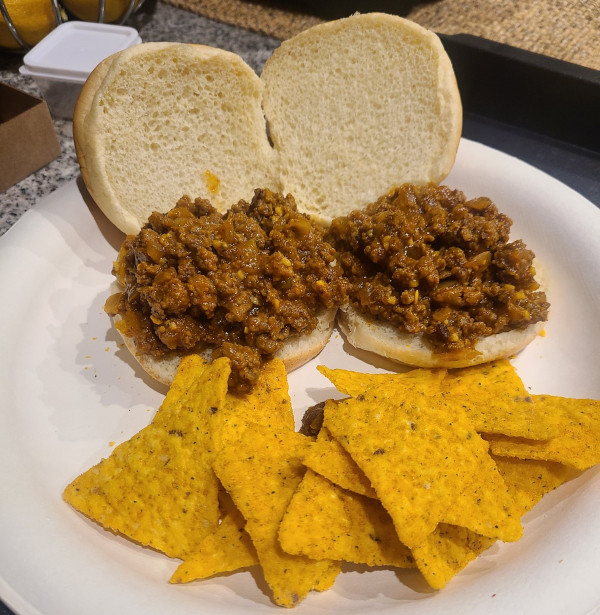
[337, 304, 545, 369]
[261, 12, 462, 224]
[74, 13, 462, 233]
[74, 42, 281, 236]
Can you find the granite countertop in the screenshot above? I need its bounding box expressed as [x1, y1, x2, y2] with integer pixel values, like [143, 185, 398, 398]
[0, 0, 280, 237]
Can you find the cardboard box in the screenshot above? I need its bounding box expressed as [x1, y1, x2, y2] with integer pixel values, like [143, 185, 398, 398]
[0, 82, 61, 193]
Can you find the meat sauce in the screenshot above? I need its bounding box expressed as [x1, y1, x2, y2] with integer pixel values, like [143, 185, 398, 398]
[327, 184, 549, 353]
[107, 183, 549, 391]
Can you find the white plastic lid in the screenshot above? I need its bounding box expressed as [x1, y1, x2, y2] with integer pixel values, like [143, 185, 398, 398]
[20, 21, 141, 83]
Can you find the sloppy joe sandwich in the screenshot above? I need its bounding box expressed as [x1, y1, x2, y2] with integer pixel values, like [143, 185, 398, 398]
[78, 12, 548, 379]
[105, 189, 350, 391]
[328, 183, 549, 368]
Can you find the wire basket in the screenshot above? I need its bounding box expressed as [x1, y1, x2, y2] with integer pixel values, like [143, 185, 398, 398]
[0, 0, 144, 50]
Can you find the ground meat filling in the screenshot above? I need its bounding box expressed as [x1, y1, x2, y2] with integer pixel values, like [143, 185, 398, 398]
[107, 189, 350, 392]
[327, 183, 549, 354]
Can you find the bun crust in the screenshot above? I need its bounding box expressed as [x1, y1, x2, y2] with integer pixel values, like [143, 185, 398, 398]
[74, 53, 115, 214]
[109, 279, 336, 385]
[338, 305, 544, 369]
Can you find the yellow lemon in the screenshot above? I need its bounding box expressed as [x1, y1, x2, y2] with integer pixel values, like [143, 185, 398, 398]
[60, 0, 141, 23]
[0, 0, 56, 49]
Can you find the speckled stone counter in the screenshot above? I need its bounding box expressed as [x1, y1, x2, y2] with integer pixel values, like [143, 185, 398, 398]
[0, 1, 280, 237]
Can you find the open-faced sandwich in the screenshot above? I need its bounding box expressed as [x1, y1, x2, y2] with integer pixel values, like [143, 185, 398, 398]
[327, 183, 549, 368]
[104, 188, 350, 392]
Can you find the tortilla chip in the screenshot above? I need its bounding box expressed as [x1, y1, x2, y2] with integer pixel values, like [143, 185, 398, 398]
[441, 360, 559, 439]
[412, 524, 496, 590]
[213, 424, 339, 608]
[418, 453, 571, 589]
[485, 394, 600, 471]
[318, 365, 447, 398]
[323, 372, 522, 547]
[320, 372, 448, 548]
[63, 356, 229, 558]
[302, 424, 377, 499]
[438, 416, 522, 543]
[210, 358, 294, 452]
[492, 455, 570, 515]
[280, 469, 414, 568]
[170, 503, 258, 583]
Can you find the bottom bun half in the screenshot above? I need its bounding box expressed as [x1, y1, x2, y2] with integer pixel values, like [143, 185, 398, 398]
[111, 300, 336, 386]
[337, 304, 545, 370]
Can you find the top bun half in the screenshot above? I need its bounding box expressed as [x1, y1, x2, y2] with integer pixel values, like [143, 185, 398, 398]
[261, 12, 462, 224]
[74, 42, 282, 236]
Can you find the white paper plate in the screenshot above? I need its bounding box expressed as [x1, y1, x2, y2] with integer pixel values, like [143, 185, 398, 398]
[1, 139, 600, 615]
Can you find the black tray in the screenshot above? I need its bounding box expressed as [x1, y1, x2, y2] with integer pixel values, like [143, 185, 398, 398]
[438, 33, 600, 207]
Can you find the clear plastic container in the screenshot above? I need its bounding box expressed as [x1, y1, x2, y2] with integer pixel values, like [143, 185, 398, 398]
[19, 21, 141, 120]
